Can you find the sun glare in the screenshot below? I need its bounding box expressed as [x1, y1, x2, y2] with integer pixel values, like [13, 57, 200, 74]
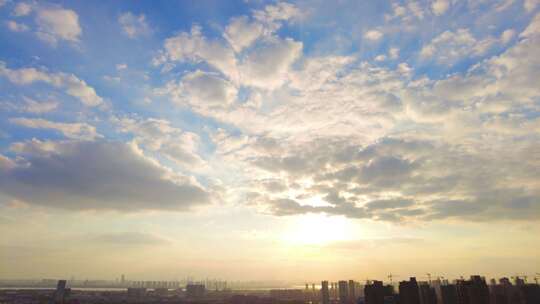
[284, 214, 353, 245]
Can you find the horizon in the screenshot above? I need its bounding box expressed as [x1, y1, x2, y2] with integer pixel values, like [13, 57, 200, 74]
[0, 0, 539, 282]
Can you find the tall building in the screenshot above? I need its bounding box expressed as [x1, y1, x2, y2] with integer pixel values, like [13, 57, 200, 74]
[349, 280, 356, 302]
[338, 280, 349, 304]
[399, 277, 420, 304]
[456, 276, 489, 304]
[53, 280, 68, 304]
[321, 281, 330, 304]
[186, 283, 206, 298]
[418, 282, 437, 304]
[365, 280, 385, 304]
[519, 284, 540, 304]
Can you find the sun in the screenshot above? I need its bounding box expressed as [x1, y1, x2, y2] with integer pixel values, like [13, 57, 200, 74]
[284, 213, 353, 245]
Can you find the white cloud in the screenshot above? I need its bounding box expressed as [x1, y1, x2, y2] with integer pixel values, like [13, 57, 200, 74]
[159, 70, 238, 111]
[224, 16, 265, 53]
[500, 29, 515, 44]
[116, 63, 128, 71]
[375, 55, 386, 62]
[364, 30, 383, 41]
[420, 28, 509, 65]
[431, 0, 450, 16]
[156, 25, 238, 80]
[524, 0, 540, 12]
[6, 20, 29, 32]
[389, 47, 400, 59]
[35, 7, 81, 46]
[114, 117, 205, 168]
[21, 96, 58, 113]
[239, 37, 302, 88]
[0, 62, 102, 106]
[13, 2, 32, 16]
[520, 12, 540, 38]
[10, 118, 101, 140]
[118, 12, 151, 38]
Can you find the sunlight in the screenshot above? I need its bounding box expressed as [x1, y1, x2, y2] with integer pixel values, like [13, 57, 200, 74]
[283, 214, 353, 245]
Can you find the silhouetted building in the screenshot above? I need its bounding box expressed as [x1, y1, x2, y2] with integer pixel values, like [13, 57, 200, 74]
[456, 276, 489, 304]
[186, 283, 206, 298]
[322, 281, 330, 304]
[365, 280, 385, 304]
[399, 277, 420, 304]
[338, 280, 349, 304]
[419, 282, 437, 304]
[53, 280, 69, 304]
[269, 289, 304, 301]
[518, 284, 540, 304]
[349, 280, 356, 302]
[127, 287, 147, 297]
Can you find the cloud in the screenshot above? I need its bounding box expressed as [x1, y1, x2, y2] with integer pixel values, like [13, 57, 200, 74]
[524, 0, 540, 12]
[364, 29, 383, 41]
[0, 140, 212, 211]
[239, 37, 302, 88]
[420, 28, 511, 65]
[154, 2, 302, 90]
[6, 20, 29, 32]
[13, 2, 32, 16]
[431, 0, 450, 16]
[0, 62, 102, 106]
[224, 16, 265, 52]
[91, 232, 170, 246]
[114, 117, 205, 168]
[118, 12, 151, 38]
[9, 118, 101, 140]
[35, 6, 81, 46]
[157, 70, 238, 113]
[0, 96, 58, 114]
[154, 25, 238, 80]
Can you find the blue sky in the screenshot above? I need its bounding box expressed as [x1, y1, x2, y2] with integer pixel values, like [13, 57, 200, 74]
[0, 0, 539, 280]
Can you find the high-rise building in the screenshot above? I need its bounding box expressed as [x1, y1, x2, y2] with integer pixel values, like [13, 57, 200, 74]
[321, 281, 330, 304]
[365, 280, 385, 304]
[399, 277, 420, 304]
[418, 282, 437, 304]
[456, 276, 489, 304]
[53, 280, 68, 304]
[186, 283, 206, 298]
[338, 280, 349, 304]
[349, 280, 356, 302]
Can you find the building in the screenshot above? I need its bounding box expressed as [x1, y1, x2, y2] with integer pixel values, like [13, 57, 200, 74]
[399, 277, 420, 304]
[365, 280, 385, 304]
[519, 284, 540, 304]
[127, 287, 147, 298]
[456, 276, 489, 304]
[349, 280, 356, 302]
[418, 282, 437, 304]
[53, 280, 70, 304]
[338, 280, 349, 304]
[269, 289, 304, 301]
[186, 283, 206, 298]
[321, 281, 330, 304]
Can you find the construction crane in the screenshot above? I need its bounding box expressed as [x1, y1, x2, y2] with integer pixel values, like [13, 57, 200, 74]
[388, 274, 400, 284]
[511, 275, 528, 284]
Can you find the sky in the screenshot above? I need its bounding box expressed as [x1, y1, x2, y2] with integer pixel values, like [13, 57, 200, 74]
[0, 0, 539, 282]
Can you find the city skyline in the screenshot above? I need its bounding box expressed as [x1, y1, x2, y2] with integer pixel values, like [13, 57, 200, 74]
[1, 0, 539, 281]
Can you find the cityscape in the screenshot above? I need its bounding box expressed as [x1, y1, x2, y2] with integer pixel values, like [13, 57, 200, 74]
[1, 274, 539, 303]
[1, 0, 540, 304]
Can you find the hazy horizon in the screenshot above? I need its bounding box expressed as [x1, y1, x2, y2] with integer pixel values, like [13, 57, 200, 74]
[0, 0, 539, 281]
